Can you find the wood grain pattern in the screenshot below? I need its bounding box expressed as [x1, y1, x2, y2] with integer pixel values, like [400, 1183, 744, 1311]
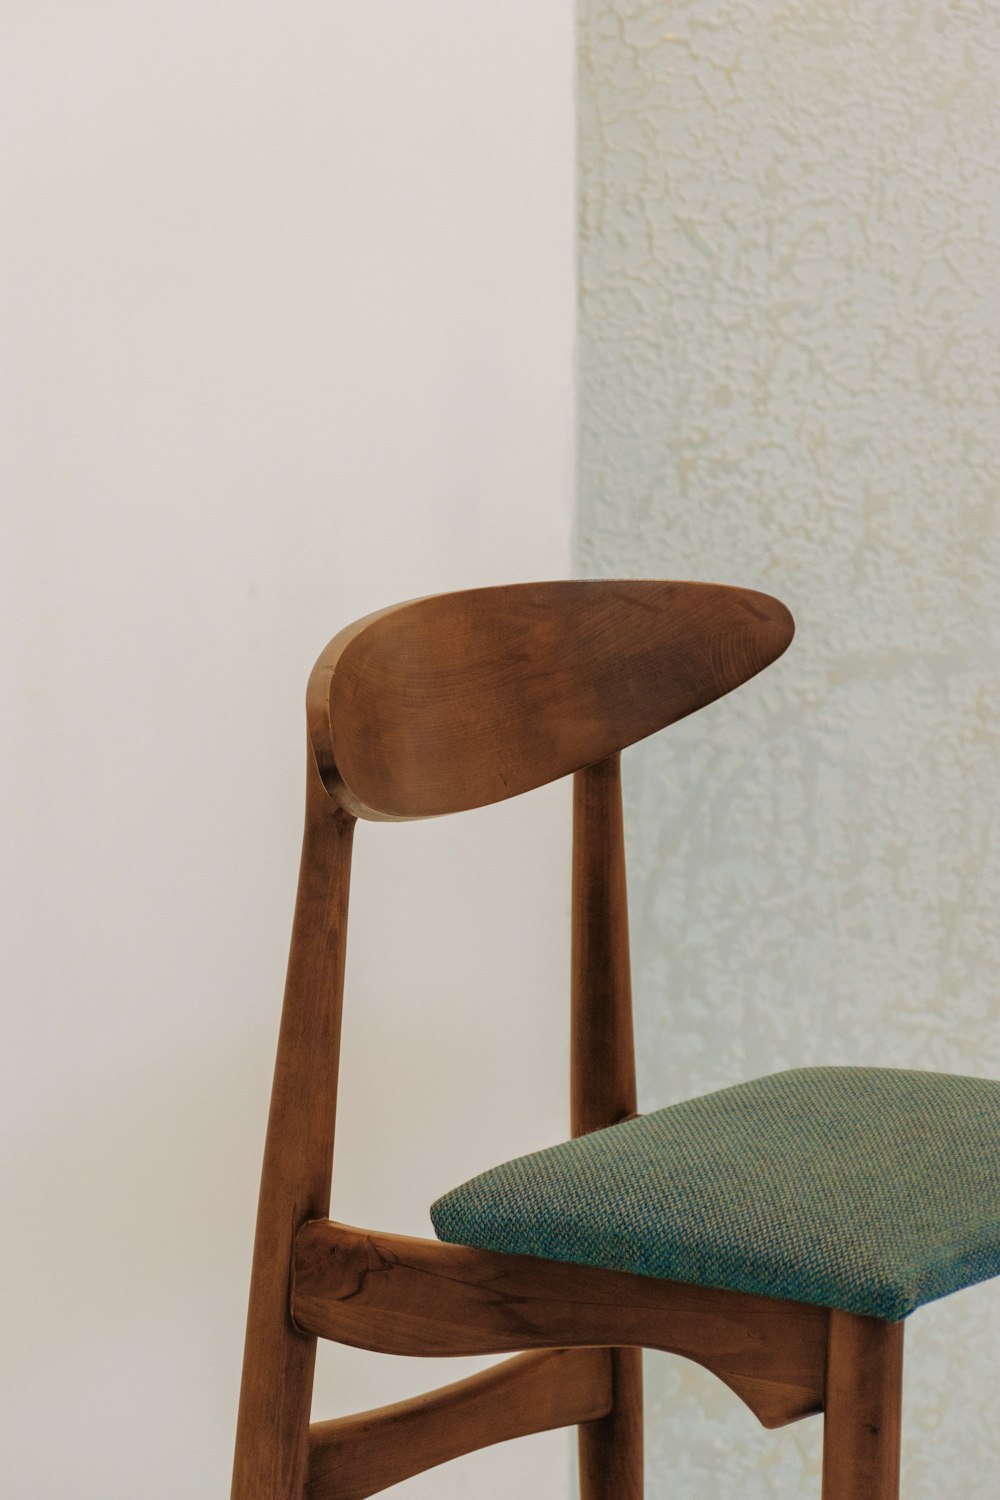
[306, 1349, 612, 1500]
[292, 1219, 828, 1431]
[232, 579, 811, 1498]
[821, 1310, 903, 1500]
[230, 750, 355, 1500]
[571, 755, 643, 1496]
[306, 580, 794, 820]
[571, 755, 637, 1137]
[577, 1346, 643, 1500]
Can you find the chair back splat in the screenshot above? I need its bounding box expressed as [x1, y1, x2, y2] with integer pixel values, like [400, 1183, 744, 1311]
[306, 580, 795, 820]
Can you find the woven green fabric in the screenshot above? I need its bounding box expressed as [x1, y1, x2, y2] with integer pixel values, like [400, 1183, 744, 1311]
[430, 1067, 1000, 1321]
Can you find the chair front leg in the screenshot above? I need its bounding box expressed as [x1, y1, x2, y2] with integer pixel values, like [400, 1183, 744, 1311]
[821, 1309, 903, 1500]
[578, 1346, 643, 1500]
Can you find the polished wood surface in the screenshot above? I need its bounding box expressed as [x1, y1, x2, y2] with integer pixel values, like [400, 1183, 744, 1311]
[306, 580, 794, 819]
[571, 755, 643, 1496]
[821, 1310, 904, 1500]
[306, 1349, 611, 1500]
[228, 579, 932, 1500]
[578, 1346, 643, 1500]
[571, 755, 637, 1137]
[231, 752, 355, 1500]
[292, 1219, 829, 1431]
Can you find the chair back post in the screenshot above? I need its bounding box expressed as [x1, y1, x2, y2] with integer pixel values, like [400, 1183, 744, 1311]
[571, 752, 644, 1499]
[571, 752, 637, 1137]
[231, 748, 356, 1500]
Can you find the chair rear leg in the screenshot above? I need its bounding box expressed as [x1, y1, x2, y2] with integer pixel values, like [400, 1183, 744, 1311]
[821, 1310, 903, 1500]
[578, 1346, 643, 1500]
[232, 761, 356, 1500]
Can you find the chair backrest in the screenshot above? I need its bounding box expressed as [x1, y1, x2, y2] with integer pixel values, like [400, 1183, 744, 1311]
[306, 580, 794, 820]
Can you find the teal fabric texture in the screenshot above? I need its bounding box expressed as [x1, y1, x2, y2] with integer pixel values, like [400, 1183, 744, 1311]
[430, 1067, 1000, 1321]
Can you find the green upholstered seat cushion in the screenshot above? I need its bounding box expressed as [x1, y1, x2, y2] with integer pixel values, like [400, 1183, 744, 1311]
[429, 1067, 1000, 1321]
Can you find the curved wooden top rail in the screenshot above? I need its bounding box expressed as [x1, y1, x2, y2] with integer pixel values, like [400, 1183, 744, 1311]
[307, 580, 794, 820]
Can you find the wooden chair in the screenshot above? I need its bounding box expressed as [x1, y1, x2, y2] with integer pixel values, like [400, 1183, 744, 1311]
[232, 579, 1000, 1499]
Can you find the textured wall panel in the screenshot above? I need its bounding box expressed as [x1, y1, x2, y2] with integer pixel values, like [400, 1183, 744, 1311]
[577, 1, 1000, 1494]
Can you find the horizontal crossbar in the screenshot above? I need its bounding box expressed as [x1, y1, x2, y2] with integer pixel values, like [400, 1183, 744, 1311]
[293, 1219, 829, 1429]
[306, 1347, 611, 1500]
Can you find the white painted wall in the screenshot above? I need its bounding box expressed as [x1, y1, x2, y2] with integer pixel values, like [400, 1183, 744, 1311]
[578, 2, 1000, 1496]
[1, 5, 574, 1496]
